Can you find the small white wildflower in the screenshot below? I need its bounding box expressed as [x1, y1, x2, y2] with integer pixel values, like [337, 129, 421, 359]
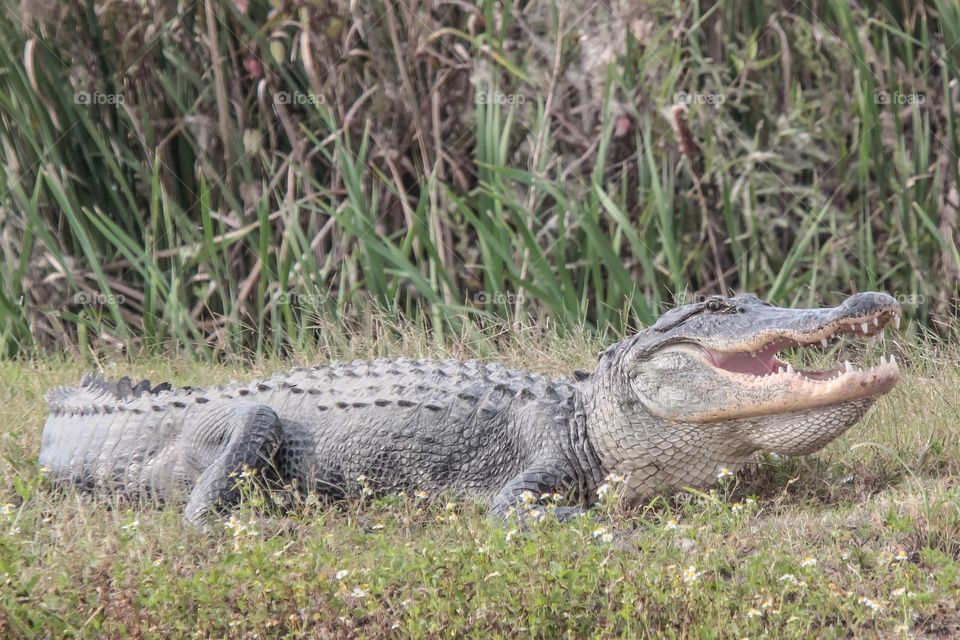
[505, 528, 518, 542]
[484, 571, 501, 581]
[604, 473, 626, 484]
[893, 549, 909, 562]
[356, 474, 368, 483]
[519, 491, 535, 505]
[894, 623, 909, 634]
[760, 597, 773, 610]
[859, 596, 882, 612]
[351, 587, 367, 598]
[682, 565, 701, 584]
[414, 490, 428, 500]
[335, 570, 350, 580]
[476, 546, 488, 554]
[746, 607, 762, 619]
[800, 556, 817, 568]
[593, 526, 613, 543]
[717, 466, 733, 480]
[224, 515, 241, 531]
[0, 504, 15, 516]
[597, 483, 611, 498]
[664, 518, 679, 531]
[121, 519, 140, 531]
[371, 523, 385, 530]
[779, 573, 798, 585]
[731, 502, 744, 513]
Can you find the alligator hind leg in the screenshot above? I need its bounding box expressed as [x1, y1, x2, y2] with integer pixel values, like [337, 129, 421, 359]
[183, 403, 283, 525]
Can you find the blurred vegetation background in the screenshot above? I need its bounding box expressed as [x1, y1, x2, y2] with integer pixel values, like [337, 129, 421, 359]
[0, 0, 957, 359]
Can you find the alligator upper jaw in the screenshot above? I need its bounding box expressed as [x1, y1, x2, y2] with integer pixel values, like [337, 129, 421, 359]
[701, 299, 902, 359]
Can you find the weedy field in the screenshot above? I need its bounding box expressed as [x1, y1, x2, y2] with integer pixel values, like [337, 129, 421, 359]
[0, 325, 957, 638]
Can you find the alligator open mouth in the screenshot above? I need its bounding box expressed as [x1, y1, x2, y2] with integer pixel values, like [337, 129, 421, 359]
[701, 304, 901, 400]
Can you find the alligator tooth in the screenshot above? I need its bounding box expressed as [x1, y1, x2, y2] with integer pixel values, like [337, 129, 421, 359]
[786, 363, 795, 374]
[844, 360, 854, 373]
[873, 317, 879, 327]
[894, 314, 901, 330]
[820, 337, 829, 348]
[890, 354, 897, 368]
[778, 366, 786, 374]
[861, 322, 869, 333]
[850, 324, 857, 332]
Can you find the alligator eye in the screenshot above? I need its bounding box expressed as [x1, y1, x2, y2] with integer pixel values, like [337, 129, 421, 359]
[705, 298, 725, 312]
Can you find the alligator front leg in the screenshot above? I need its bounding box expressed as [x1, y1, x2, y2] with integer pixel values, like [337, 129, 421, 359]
[491, 464, 587, 522]
[183, 402, 283, 524]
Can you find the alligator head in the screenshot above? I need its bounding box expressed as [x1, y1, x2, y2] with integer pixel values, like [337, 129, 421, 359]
[587, 292, 902, 497]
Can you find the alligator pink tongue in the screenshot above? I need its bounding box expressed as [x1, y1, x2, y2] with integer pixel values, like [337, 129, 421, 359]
[709, 343, 782, 375]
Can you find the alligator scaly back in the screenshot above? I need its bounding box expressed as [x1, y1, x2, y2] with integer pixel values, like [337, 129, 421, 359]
[45, 374, 173, 415]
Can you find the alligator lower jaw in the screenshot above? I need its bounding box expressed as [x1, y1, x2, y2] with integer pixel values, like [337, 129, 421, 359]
[712, 352, 898, 397]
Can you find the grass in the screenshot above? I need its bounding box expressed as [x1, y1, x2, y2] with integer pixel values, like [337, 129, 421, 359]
[1, 1, 958, 358]
[1, 324, 958, 638]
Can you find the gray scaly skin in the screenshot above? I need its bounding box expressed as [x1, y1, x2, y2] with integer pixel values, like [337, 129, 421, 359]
[40, 292, 903, 523]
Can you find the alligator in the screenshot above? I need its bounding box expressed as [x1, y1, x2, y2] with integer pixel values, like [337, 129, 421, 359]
[40, 292, 902, 524]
